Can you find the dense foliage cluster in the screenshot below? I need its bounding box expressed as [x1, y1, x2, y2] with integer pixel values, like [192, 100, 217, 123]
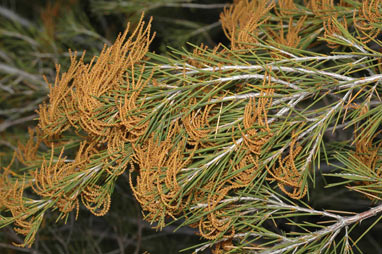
[1, 0, 382, 253]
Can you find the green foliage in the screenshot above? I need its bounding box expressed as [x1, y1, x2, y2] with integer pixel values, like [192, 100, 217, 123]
[1, 0, 382, 253]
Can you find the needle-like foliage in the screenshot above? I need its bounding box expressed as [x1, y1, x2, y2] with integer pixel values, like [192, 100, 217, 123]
[1, 0, 382, 253]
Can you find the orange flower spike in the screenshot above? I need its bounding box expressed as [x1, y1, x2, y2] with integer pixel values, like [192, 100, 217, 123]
[353, 0, 382, 43]
[16, 128, 41, 166]
[310, 0, 335, 16]
[220, 0, 275, 49]
[277, 0, 298, 16]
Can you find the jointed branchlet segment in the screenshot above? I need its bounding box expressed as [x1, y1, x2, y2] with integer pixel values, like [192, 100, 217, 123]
[2, 1, 382, 253]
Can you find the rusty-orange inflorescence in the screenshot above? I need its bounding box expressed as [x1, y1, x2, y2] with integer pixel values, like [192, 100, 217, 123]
[2, 1, 382, 252]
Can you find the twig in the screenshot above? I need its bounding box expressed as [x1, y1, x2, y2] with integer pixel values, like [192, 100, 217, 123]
[0, 114, 38, 132]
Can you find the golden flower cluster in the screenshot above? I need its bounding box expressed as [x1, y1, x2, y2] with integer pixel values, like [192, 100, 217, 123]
[350, 108, 382, 200]
[220, 0, 275, 50]
[353, 0, 382, 44]
[2, 0, 381, 252]
[1, 14, 155, 247]
[266, 134, 308, 199]
[220, 0, 382, 52]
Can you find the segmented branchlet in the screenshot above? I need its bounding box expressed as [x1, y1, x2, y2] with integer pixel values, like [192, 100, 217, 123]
[2, 1, 382, 253]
